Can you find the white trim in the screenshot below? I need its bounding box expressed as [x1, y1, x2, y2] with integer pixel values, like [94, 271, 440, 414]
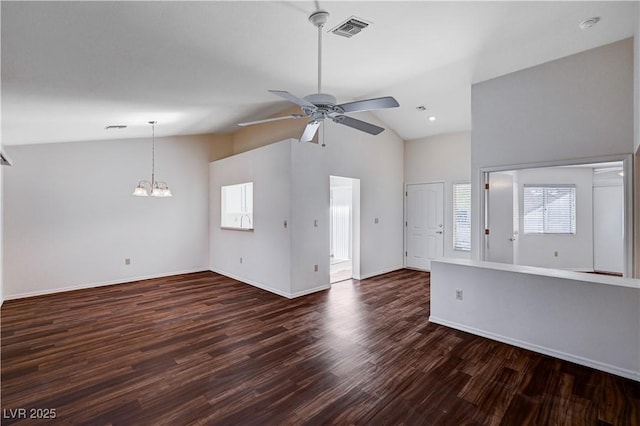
[4, 268, 207, 301]
[210, 268, 292, 298]
[405, 266, 429, 272]
[290, 285, 331, 298]
[429, 316, 640, 382]
[592, 180, 624, 188]
[478, 153, 634, 277]
[210, 268, 331, 299]
[434, 258, 639, 289]
[359, 266, 404, 280]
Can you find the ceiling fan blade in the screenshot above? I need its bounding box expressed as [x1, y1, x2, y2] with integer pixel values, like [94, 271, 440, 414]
[337, 96, 400, 113]
[238, 114, 305, 127]
[269, 90, 317, 109]
[333, 115, 385, 135]
[300, 120, 321, 143]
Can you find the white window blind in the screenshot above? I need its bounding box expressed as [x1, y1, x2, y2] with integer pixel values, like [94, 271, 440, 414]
[453, 183, 471, 251]
[523, 185, 576, 234]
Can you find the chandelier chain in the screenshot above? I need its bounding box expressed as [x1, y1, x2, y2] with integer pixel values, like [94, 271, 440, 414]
[150, 121, 156, 186]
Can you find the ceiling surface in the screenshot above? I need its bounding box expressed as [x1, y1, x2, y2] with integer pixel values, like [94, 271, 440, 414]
[1, 1, 637, 146]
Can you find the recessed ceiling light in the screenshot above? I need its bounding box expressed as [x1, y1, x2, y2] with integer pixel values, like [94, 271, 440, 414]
[416, 105, 426, 111]
[428, 116, 436, 122]
[105, 125, 127, 130]
[579, 17, 600, 31]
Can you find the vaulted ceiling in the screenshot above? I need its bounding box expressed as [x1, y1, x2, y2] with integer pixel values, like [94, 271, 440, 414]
[2, 1, 636, 146]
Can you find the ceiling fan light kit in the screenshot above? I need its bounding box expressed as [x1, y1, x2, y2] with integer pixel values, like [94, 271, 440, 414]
[238, 9, 399, 144]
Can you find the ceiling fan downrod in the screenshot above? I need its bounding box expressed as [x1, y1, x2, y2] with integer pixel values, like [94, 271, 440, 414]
[309, 10, 329, 94]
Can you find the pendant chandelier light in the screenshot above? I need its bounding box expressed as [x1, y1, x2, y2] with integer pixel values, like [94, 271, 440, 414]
[133, 121, 172, 197]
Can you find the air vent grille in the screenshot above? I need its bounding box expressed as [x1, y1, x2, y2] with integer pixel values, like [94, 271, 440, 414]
[330, 17, 370, 38]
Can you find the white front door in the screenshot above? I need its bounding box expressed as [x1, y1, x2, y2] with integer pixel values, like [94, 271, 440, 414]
[486, 172, 514, 264]
[405, 183, 444, 270]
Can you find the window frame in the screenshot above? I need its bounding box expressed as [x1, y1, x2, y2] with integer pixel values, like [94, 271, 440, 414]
[522, 184, 576, 235]
[220, 182, 254, 231]
[453, 182, 472, 251]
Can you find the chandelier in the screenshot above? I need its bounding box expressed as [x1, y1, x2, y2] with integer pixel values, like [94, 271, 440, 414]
[132, 121, 172, 197]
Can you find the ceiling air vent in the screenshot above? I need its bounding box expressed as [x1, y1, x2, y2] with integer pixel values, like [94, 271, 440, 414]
[330, 16, 371, 38]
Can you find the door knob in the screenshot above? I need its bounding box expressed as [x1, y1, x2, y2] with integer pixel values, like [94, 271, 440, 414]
[436, 231, 443, 234]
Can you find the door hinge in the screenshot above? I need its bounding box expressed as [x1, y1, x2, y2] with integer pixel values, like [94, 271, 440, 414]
[485, 183, 490, 190]
[405, 251, 408, 256]
[405, 221, 408, 227]
[405, 191, 408, 196]
[485, 229, 490, 235]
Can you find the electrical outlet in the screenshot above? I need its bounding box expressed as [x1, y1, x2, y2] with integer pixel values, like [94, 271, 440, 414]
[314, 264, 318, 272]
[375, 218, 379, 224]
[240, 257, 243, 264]
[125, 258, 131, 265]
[314, 219, 318, 227]
[455, 290, 463, 300]
[554, 251, 559, 257]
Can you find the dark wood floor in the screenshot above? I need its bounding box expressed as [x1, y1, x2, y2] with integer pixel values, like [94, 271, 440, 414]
[1, 270, 638, 425]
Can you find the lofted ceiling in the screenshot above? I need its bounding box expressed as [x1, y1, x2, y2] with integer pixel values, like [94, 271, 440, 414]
[1, 1, 636, 146]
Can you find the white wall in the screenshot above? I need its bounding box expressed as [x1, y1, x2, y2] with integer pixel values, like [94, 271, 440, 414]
[471, 39, 634, 259]
[1, 2, 3, 306]
[3, 135, 211, 298]
[635, 5, 640, 278]
[0, 150, 3, 307]
[404, 132, 471, 260]
[288, 116, 404, 292]
[320, 113, 405, 281]
[209, 112, 404, 298]
[514, 167, 593, 270]
[209, 140, 293, 297]
[431, 259, 640, 381]
[635, 4, 640, 154]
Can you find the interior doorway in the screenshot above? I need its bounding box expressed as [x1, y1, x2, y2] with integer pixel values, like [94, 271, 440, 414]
[483, 160, 628, 275]
[330, 176, 360, 284]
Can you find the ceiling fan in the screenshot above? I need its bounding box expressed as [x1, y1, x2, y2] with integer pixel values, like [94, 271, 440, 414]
[238, 9, 400, 143]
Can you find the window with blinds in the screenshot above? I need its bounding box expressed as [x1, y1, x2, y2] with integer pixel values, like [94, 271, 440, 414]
[453, 183, 471, 251]
[523, 185, 576, 234]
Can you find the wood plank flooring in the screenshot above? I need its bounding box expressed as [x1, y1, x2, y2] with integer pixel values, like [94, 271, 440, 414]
[1, 270, 638, 425]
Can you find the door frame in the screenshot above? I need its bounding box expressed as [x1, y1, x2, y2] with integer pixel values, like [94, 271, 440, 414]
[329, 175, 361, 281]
[404, 181, 445, 271]
[478, 154, 633, 277]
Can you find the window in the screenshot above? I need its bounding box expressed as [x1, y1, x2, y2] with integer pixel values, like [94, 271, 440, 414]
[221, 182, 253, 230]
[523, 185, 575, 234]
[453, 183, 471, 251]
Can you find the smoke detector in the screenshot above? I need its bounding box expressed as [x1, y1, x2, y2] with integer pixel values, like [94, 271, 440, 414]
[330, 16, 371, 38]
[579, 17, 600, 31]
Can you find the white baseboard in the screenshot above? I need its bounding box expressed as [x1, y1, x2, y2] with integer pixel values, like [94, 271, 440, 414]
[290, 284, 331, 298]
[359, 265, 404, 280]
[4, 268, 207, 301]
[210, 268, 331, 299]
[209, 268, 292, 298]
[404, 266, 429, 272]
[429, 316, 640, 382]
